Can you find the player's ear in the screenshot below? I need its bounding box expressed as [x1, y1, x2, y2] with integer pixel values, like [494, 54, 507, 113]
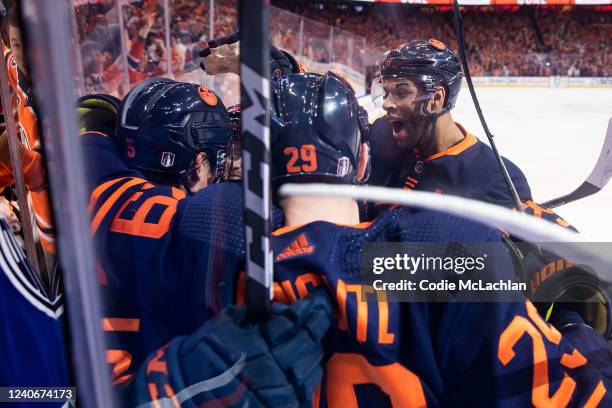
[430, 85, 446, 113]
[356, 142, 369, 182]
[189, 151, 212, 193]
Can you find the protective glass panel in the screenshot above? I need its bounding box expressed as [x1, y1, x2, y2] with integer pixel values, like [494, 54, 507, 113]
[10, 0, 242, 405]
[330, 26, 351, 66]
[270, 6, 301, 56]
[169, 0, 210, 76]
[75, 0, 129, 97]
[74, 0, 238, 403]
[301, 17, 330, 65]
[121, 0, 171, 93]
[203, 0, 239, 106]
[7, 0, 612, 407]
[213, 0, 238, 37]
[352, 35, 366, 73]
[172, 0, 238, 106]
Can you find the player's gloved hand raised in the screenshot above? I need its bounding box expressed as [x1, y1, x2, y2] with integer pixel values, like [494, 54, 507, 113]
[199, 31, 302, 80]
[199, 31, 240, 75]
[128, 289, 332, 408]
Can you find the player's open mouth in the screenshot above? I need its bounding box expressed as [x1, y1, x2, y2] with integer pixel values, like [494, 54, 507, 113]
[388, 119, 404, 138]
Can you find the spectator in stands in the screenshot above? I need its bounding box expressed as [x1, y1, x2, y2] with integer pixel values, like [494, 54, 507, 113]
[73, 0, 609, 98]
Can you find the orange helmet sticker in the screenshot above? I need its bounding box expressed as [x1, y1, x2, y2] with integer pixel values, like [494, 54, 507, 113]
[198, 86, 218, 106]
[429, 39, 446, 51]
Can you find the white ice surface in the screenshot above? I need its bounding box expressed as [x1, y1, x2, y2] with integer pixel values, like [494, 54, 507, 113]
[360, 86, 612, 241]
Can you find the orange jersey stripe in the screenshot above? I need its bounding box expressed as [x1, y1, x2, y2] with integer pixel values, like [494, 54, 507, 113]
[426, 131, 477, 162]
[90, 178, 146, 234]
[102, 318, 140, 332]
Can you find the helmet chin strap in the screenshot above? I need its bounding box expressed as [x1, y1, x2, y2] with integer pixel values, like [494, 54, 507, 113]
[412, 101, 437, 156]
[413, 93, 452, 157]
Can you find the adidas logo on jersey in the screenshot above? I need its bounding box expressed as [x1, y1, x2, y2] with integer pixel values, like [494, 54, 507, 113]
[276, 233, 314, 261]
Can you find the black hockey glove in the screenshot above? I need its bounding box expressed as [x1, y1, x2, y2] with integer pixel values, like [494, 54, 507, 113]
[128, 289, 332, 408]
[522, 246, 611, 338]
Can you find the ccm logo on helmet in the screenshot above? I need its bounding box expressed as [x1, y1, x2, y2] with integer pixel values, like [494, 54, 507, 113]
[198, 86, 218, 106]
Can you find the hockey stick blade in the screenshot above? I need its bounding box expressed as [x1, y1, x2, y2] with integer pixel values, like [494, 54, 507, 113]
[542, 116, 612, 208]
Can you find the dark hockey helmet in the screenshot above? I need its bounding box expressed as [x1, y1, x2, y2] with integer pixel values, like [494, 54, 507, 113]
[117, 77, 233, 187]
[377, 39, 463, 111]
[271, 72, 370, 187]
[270, 46, 304, 81]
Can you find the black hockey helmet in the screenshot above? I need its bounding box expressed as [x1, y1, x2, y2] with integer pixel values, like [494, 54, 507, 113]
[377, 39, 463, 112]
[271, 72, 370, 187]
[117, 77, 233, 188]
[270, 46, 304, 81]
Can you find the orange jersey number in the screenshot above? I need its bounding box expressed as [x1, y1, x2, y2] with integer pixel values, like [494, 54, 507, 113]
[90, 177, 186, 239]
[283, 144, 318, 173]
[110, 184, 185, 239]
[326, 354, 427, 408]
[498, 301, 604, 407]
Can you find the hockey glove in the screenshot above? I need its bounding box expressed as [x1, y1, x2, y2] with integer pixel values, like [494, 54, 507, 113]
[199, 32, 240, 75]
[76, 93, 121, 134]
[522, 246, 611, 338]
[199, 31, 302, 80]
[128, 288, 332, 408]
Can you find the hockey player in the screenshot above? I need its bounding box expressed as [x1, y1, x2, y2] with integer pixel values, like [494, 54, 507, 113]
[80, 79, 330, 407]
[368, 39, 573, 230]
[79, 79, 241, 383]
[369, 39, 591, 334]
[267, 71, 612, 406]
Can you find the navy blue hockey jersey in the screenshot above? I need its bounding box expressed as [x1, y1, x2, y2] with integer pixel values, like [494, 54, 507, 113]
[81, 131, 244, 386]
[270, 209, 611, 407]
[368, 118, 574, 230]
[0, 219, 70, 407]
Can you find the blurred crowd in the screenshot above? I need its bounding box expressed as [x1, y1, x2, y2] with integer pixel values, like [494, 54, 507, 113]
[274, 2, 611, 77]
[74, 0, 610, 97]
[76, 0, 238, 96]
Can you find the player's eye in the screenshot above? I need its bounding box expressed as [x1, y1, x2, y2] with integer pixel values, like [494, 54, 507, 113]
[395, 90, 408, 99]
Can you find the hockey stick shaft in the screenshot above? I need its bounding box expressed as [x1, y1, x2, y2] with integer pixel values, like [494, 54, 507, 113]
[452, 0, 524, 212]
[542, 116, 612, 208]
[281, 184, 582, 244]
[280, 183, 612, 282]
[240, 0, 273, 322]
